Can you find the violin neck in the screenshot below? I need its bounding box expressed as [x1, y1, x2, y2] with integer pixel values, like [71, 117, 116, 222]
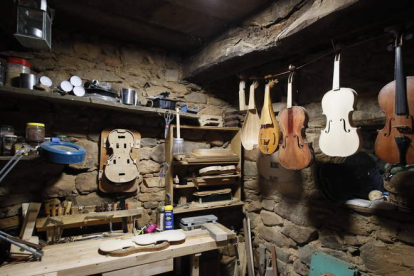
[287, 73, 293, 108]
[395, 44, 408, 116]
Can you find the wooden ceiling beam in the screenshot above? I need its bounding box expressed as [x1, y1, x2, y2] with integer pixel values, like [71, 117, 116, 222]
[49, 0, 202, 51]
[182, 0, 414, 83]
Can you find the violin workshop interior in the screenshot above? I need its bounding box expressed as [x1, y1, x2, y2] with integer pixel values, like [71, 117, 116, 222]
[1, 0, 414, 275]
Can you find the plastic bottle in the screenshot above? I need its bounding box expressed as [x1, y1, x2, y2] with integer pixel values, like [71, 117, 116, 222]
[164, 205, 174, 230]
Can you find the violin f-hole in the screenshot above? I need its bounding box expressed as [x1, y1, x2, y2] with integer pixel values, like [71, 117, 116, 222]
[340, 118, 350, 133]
[294, 135, 304, 149]
[324, 120, 332, 133]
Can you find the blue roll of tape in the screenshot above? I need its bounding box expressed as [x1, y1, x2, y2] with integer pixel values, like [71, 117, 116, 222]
[40, 141, 86, 164]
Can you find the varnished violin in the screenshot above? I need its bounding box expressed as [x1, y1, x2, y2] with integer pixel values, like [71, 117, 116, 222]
[278, 70, 314, 170]
[375, 34, 414, 165]
[259, 80, 281, 154]
[319, 53, 361, 157]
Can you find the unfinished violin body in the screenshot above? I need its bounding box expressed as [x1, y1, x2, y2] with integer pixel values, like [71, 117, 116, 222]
[319, 54, 361, 157]
[278, 106, 314, 170]
[105, 129, 138, 183]
[278, 71, 313, 170]
[375, 35, 414, 165]
[259, 81, 281, 154]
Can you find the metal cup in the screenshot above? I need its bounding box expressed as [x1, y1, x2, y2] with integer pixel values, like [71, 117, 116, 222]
[120, 88, 138, 105]
[20, 73, 37, 90]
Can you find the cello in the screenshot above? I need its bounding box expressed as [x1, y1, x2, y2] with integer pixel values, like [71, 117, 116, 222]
[375, 33, 414, 165]
[259, 80, 281, 154]
[278, 69, 314, 170]
[319, 53, 362, 157]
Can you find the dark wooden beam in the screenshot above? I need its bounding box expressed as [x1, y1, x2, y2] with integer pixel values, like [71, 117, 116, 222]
[49, 0, 202, 52]
[182, 0, 414, 83]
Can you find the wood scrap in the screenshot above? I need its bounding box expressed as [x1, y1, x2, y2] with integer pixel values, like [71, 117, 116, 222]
[0, 216, 20, 230]
[198, 115, 223, 127]
[19, 203, 41, 240]
[100, 240, 170, 257]
[270, 245, 278, 276]
[201, 223, 228, 241]
[244, 217, 254, 276]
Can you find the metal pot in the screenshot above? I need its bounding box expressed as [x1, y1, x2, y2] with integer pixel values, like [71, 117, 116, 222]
[120, 88, 138, 105]
[20, 73, 37, 90]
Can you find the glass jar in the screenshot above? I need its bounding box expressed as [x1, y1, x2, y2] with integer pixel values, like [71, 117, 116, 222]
[0, 125, 14, 155]
[2, 135, 17, 156]
[26, 122, 45, 142]
[6, 57, 31, 87]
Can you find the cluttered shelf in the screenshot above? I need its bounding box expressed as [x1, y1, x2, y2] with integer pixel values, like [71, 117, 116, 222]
[174, 174, 241, 189]
[173, 201, 244, 214]
[0, 86, 199, 119]
[0, 155, 39, 161]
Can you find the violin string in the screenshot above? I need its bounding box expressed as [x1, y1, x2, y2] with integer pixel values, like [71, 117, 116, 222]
[243, 33, 389, 81]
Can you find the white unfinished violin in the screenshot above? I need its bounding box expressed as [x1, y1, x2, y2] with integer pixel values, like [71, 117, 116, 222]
[319, 53, 362, 157]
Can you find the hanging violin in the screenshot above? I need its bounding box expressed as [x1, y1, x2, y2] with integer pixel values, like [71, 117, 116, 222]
[375, 33, 414, 165]
[241, 81, 261, 150]
[259, 80, 281, 154]
[278, 69, 314, 170]
[319, 53, 362, 157]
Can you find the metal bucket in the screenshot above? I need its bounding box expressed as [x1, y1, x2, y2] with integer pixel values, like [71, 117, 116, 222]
[120, 88, 138, 105]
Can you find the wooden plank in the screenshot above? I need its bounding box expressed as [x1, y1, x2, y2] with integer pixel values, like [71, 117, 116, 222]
[20, 203, 41, 240]
[174, 201, 244, 214]
[244, 217, 254, 276]
[0, 231, 226, 276]
[102, 259, 173, 276]
[201, 223, 228, 241]
[183, 0, 414, 83]
[0, 216, 20, 229]
[190, 254, 201, 276]
[36, 209, 143, 231]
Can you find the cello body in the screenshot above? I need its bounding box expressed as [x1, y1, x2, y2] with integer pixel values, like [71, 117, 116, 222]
[278, 106, 314, 170]
[375, 76, 414, 164]
[375, 36, 414, 165]
[259, 81, 281, 154]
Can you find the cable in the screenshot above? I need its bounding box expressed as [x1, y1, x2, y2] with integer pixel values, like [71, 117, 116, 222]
[241, 33, 389, 81]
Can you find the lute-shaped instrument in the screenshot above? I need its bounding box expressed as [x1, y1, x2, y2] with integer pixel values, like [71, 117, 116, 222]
[278, 70, 314, 170]
[259, 80, 281, 154]
[241, 81, 261, 150]
[319, 53, 361, 157]
[375, 33, 414, 165]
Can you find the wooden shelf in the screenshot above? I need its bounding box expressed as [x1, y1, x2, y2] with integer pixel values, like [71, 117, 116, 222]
[0, 155, 40, 161]
[174, 201, 244, 214]
[176, 125, 240, 131]
[0, 85, 199, 119]
[172, 160, 239, 165]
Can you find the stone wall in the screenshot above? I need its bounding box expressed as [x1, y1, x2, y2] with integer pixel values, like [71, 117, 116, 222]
[0, 29, 233, 232]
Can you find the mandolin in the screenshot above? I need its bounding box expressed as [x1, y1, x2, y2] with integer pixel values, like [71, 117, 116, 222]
[375, 34, 414, 165]
[278, 70, 314, 170]
[241, 81, 261, 150]
[259, 80, 281, 154]
[319, 53, 361, 157]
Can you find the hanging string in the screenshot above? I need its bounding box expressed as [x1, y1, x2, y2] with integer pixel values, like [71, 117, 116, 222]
[241, 33, 389, 81]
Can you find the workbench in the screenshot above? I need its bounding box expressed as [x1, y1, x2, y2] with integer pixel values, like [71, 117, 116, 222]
[0, 227, 236, 276]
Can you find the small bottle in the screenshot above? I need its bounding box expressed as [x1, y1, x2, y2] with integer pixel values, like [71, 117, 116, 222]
[164, 205, 174, 230]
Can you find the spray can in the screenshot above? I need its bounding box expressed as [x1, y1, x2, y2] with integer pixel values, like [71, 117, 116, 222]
[164, 205, 174, 230]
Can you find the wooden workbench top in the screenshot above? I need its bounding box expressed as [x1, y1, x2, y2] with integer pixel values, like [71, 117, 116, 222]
[0, 230, 228, 276]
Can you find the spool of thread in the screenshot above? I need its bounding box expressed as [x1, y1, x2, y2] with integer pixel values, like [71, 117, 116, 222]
[144, 223, 157, 233]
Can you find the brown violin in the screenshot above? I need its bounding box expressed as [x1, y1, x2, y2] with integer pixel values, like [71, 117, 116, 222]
[259, 80, 281, 154]
[375, 34, 414, 165]
[278, 70, 314, 170]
